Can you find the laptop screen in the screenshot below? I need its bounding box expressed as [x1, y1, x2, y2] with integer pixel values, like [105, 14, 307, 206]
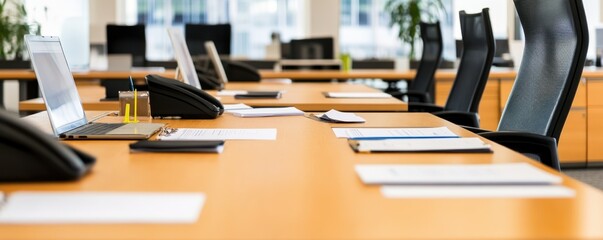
[205, 41, 228, 83]
[167, 28, 202, 89]
[26, 35, 87, 136]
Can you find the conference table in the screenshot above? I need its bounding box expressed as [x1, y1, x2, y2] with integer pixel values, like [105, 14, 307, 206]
[18, 82, 407, 112]
[1, 111, 602, 239]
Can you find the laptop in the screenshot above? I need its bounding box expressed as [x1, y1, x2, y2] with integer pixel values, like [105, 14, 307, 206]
[25, 35, 164, 139]
[166, 28, 203, 89]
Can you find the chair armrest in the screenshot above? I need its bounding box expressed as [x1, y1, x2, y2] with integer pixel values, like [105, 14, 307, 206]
[478, 131, 560, 171]
[389, 90, 431, 103]
[432, 111, 480, 128]
[408, 102, 445, 112]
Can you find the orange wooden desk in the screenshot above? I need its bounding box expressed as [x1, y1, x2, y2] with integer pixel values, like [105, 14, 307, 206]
[2, 112, 602, 239]
[0, 69, 176, 80]
[19, 82, 407, 112]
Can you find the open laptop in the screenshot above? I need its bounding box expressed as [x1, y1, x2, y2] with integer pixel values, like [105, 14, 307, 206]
[25, 35, 164, 139]
[166, 28, 203, 89]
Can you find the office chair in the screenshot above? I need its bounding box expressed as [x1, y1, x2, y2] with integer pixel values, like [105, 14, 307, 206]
[288, 37, 334, 59]
[104, 24, 147, 100]
[106, 24, 146, 67]
[389, 22, 443, 103]
[409, 9, 495, 128]
[185, 24, 231, 56]
[469, 0, 589, 171]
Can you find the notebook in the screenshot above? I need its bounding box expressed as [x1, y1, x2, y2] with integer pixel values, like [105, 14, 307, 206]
[25, 35, 164, 139]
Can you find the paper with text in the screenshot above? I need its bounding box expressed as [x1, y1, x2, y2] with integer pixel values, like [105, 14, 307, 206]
[352, 137, 490, 152]
[355, 163, 562, 185]
[333, 127, 458, 139]
[158, 128, 277, 140]
[381, 185, 575, 198]
[0, 192, 205, 224]
[228, 107, 304, 118]
[325, 92, 391, 98]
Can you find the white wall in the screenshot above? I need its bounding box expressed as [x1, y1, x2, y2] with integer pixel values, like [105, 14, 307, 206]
[90, 0, 117, 44]
[304, 0, 340, 57]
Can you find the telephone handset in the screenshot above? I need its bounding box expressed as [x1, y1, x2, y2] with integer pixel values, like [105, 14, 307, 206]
[195, 66, 224, 90]
[0, 110, 95, 182]
[146, 74, 224, 119]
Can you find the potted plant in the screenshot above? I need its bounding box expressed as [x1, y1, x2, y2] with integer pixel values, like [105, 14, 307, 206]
[0, 0, 39, 68]
[385, 0, 445, 61]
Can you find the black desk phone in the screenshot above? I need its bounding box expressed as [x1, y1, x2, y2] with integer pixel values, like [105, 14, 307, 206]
[0, 110, 95, 182]
[146, 74, 224, 119]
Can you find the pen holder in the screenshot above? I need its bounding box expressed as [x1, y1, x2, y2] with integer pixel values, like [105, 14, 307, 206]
[119, 91, 151, 118]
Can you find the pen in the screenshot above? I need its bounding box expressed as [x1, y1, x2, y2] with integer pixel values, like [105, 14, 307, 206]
[129, 76, 135, 91]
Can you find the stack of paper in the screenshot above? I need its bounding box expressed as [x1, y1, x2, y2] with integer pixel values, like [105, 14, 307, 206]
[157, 128, 277, 140]
[0, 192, 206, 224]
[228, 107, 304, 118]
[333, 127, 458, 139]
[349, 137, 491, 153]
[324, 92, 391, 98]
[217, 90, 248, 96]
[315, 109, 366, 123]
[355, 163, 575, 198]
[223, 103, 253, 111]
[355, 163, 562, 185]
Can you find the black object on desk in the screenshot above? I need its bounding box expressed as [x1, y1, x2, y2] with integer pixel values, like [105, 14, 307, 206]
[234, 91, 281, 99]
[130, 140, 224, 153]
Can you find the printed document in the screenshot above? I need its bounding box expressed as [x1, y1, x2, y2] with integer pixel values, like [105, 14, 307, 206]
[350, 137, 491, 152]
[355, 163, 562, 185]
[0, 192, 205, 224]
[228, 107, 304, 118]
[158, 128, 277, 140]
[325, 92, 391, 98]
[333, 127, 458, 139]
[381, 185, 575, 198]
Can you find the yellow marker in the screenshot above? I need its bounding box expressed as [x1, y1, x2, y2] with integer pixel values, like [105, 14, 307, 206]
[133, 89, 139, 122]
[123, 103, 131, 123]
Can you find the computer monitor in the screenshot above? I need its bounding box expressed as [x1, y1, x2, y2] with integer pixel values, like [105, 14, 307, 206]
[167, 28, 202, 89]
[288, 37, 334, 59]
[205, 41, 228, 83]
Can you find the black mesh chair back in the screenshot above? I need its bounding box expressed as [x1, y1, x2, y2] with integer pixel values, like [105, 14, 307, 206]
[288, 37, 334, 59]
[444, 9, 495, 112]
[185, 24, 231, 56]
[498, 0, 588, 141]
[106, 24, 146, 67]
[408, 22, 443, 100]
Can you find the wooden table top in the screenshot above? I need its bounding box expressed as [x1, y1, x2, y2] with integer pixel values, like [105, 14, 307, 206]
[258, 68, 519, 80]
[0, 69, 176, 80]
[2, 112, 602, 239]
[19, 82, 407, 112]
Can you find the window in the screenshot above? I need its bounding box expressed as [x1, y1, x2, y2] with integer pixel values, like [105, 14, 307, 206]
[130, 0, 305, 60]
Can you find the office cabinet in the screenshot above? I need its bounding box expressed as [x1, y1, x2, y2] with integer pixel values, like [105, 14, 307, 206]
[587, 79, 603, 165]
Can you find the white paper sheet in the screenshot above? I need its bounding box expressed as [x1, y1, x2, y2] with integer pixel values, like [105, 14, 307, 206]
[217, 90, 248, 96]
[228, 107, 304, 118]
[0, 192, 205, 224]
[223, 103, 253, 111]
[325, 92, 391, 98]
[315, 109, 366, 123]
[333, 127, 458, 139]
[355, 163, 563, 185]
[352, 137, 490, 152]
[381, 185, 575, 198]
[158, 128, 277, 140]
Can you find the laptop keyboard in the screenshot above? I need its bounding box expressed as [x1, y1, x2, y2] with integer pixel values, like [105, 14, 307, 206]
[68, 123, 125, 135]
